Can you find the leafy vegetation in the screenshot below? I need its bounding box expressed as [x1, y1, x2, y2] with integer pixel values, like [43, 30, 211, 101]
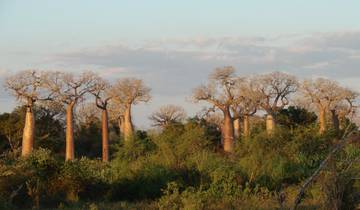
[0, 105, 359, 210]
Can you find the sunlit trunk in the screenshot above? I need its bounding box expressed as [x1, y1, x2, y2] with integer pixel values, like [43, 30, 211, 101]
[65, 103, 75, 161]
[101, 109, 109, 162]
[233, 118, 241, 139]
[123, 105, 134, 142]
[266, 114, 275, 135]
[22, 106, 35, 157]
[319, 108, 326, 134]
[222, 108, 234, 153]
[243, 115, 250, 138]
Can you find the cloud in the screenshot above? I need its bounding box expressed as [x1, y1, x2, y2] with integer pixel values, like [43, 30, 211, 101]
[52, 31, 360, 78]
[303, 62, 330, 70]
[2, 31, 360, 127]
[299, 31, 360, 50]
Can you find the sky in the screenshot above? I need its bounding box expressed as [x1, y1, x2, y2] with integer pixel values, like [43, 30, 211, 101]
[1, 0, 360, 128]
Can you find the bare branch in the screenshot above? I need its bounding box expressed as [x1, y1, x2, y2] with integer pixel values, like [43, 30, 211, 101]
[110, 78, 151, 106]
[149, 105, 186, 127]
[252, 71, 298, 114]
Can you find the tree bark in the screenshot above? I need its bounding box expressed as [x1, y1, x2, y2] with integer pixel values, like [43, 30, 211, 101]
[117, 116, 126, 140]
[266, 114, 275, 135]
[233, 118, 241, 139]
[118, 117, 122, 135]
[331, 109, 340, 133]
[65, 103, 75, 161]
[319, 108, 326, 134]
[243, 115, 250, 138]
[123, 105, 134, 142]
[222, 108, 234, 153]
[21, 106, 35, 157]
[120, 116, 125, 135]
[101, 109, 109, 162]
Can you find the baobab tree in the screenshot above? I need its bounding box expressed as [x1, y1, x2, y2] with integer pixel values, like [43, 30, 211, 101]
[232, 78, 259, 138]
[301, 78, 358, 134]
[45, 71, 98, 160]
[91, 78, 112, 162]
[108, 99, 125, 137]
[252, 72, 298, 134]
[149, 105, 186, 128]
[111, 78, 151, 142]
[330, 88, 358, 132]
[193, 66, 241, 153]
[5, 70, 53, 156]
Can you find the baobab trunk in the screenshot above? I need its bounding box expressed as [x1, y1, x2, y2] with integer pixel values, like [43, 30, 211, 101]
[266, 114, 275, 135]
[123, 105, 134, 142]
[101, 109, 109, 162]
[233, 118, 241, 139]
[319, 108, 326, 134]
[22, 106, 35, 156]
[118, 117, 122, 136]
[330, 109, 340, 134]
[243, 115, 250, 138]
[223, 109, 234, 153]
[120, 116, 125, 135]
[65, 103, 75, 161]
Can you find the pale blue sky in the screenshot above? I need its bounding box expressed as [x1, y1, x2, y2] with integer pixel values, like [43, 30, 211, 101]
[1, 0, 360, 50]
[1, 1, 360, 128]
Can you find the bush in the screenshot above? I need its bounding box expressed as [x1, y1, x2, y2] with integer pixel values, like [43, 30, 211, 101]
[53, 158, 109, 203]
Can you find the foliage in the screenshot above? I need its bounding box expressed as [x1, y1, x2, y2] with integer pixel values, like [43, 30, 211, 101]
[277, 106, 318, 129]
[0, 106, 65, 156]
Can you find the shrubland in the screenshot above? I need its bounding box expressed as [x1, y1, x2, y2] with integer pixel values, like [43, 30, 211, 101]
[1, 106, 359, 209]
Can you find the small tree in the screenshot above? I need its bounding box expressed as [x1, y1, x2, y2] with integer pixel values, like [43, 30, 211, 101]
[108, 99, 125, 138]
[252, 72, 298, 134]
[45, 71, 98, 160]
[193, 66, 241, 153]
[111, 78, 151, 142]
[329, 88, 358, 132]
[4, 70, 53, 156]
[149, 105, 186, 128]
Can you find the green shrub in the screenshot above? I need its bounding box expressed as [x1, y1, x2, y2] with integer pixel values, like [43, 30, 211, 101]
[54, 158, 109, 203]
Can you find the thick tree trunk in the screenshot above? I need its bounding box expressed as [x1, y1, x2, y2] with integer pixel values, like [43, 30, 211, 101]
[118, 117, 122, 136]
[65, 103, 75, 161]
[233, 118, 241, 139]
[120, 116, 125, 135]
[117, 116, 126, 140]
[21, 106, 35, 157]
[123, 105, 134, 142]
[101, 109, 109, 162]
[331, 109, 340, 133]
[222, 109, 234, 153]
[266, 114, 275, 135]
[243, 115, 250, 138]
[319, 108, 326, 134]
